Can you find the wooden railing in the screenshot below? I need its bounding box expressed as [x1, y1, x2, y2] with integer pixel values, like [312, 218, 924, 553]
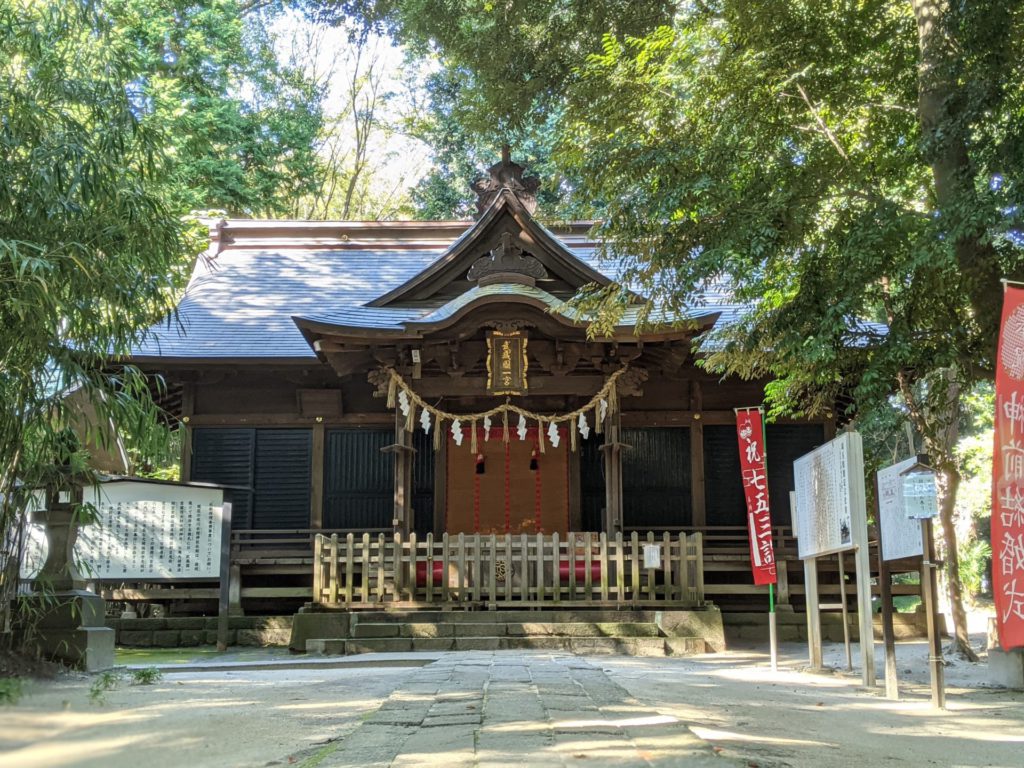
[313, 531, 704, 610]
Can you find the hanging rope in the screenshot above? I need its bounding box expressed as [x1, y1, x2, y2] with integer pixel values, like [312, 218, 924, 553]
[381, 364, 627, 430]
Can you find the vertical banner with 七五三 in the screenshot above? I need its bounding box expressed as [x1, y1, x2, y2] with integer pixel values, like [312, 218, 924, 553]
[736, 408, 777, 586]
[993, 285, 1024, 650]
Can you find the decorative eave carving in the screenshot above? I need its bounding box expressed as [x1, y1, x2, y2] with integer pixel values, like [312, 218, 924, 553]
[467, 232, 548, 285]
[616, 366, 649, 398]
[470, 146, 541, 215]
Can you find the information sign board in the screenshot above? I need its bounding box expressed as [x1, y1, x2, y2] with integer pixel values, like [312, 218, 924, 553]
[793, 432, 865, 559]
[22, 480, 225, 581]
[877, 457, 924, 561]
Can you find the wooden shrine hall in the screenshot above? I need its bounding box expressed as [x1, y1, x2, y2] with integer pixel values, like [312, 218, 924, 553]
[125, 154, 834, 646]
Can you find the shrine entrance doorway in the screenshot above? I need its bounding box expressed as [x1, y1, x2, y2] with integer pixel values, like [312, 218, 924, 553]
[445, 427, 569, 536]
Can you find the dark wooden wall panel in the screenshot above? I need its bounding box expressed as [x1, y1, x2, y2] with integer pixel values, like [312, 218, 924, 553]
[622, 427, 692, 529]
[252, 429, 312, 529]
[411, 428, 435, 537]
[704, 425, 745, 526]
[765, 424, 826, 527]
[323, 429, 393, 529]
[191, 428, 254, 529]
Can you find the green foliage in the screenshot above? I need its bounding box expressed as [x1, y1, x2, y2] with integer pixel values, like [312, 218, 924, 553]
[310, 1, 672, 218]
[0, 677, 24, 705]
[130, 666, 163, 685]
[0, 0, 202, 642]
[107, 1, 327, 216]
[89, 669, 123, 704]
[403, 73, 589, 220]
[353, 0, 1022, 656]
[307, 1, 675, 137]
[960, 538, 992, 599]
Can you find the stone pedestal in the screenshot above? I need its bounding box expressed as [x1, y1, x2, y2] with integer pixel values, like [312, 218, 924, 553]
[24, 492, 115, 671]
[988, 647, 1024, 689]
[27, 591, 115, 671]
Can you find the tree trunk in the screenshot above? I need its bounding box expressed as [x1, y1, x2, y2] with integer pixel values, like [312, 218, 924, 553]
[910, 0, 1004, 360]
[936, 460, 980, 660]
[900, 366, 978, 660]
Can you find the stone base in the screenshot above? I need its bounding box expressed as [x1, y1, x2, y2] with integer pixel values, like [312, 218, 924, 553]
[21, 591, 115, 671]
[724, 609, 944, 643]
[289, 611, 352, 652]
[655, 607, 726, 652]
[34, 626, 115, 672]
[988, 647, 1024, 689]
[108, 615, 294, 648]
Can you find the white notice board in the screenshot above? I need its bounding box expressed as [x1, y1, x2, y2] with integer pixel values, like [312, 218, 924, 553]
[877, 457, 924, 561]
[22, 480, 226, 580]
[793, 432, 865, 559]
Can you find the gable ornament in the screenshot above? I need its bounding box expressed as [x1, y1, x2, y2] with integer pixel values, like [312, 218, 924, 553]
[467, 232, 548, 285]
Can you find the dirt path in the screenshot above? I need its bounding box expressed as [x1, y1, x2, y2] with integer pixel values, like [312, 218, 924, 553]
[1, 642, 1021, 768]
[0, 666, 417, 768]
[604, 639, 1024, 768]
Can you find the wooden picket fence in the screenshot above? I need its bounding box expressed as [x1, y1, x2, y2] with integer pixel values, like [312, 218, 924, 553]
[312, 531, 704, 609]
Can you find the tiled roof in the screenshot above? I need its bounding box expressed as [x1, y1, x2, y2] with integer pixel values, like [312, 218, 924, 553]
[133, 247, 445, 358]
[130, 219, 746, 360]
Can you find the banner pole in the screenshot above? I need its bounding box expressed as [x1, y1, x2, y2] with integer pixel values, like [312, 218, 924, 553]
[769, 582, 778, 671]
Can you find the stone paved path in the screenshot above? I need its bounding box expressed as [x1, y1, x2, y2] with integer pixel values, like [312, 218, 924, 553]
[317, 652, 737, 767]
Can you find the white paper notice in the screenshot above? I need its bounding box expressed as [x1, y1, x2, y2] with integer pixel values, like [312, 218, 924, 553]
[793, 432, 863, 559]
[877, 458, 924, 561]
[22, 480, 225, 580]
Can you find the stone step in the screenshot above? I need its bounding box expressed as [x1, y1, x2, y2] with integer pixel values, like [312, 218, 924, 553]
[339, 635, 706, 657]
[306, 638, 347, 655]
[352, 621, 663, 639]
[347, 609, 668, 624]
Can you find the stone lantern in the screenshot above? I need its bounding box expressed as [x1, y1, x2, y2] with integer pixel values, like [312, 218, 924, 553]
[25, 483, 114, 671]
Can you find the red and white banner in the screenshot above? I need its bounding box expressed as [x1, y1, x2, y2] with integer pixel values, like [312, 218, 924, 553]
[994, 285, 1024, 650]
[736, 408, 777, 586]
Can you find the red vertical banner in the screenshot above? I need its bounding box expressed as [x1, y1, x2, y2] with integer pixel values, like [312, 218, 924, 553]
[736, 408, 777, 586]
[994, 285, 1024, 650]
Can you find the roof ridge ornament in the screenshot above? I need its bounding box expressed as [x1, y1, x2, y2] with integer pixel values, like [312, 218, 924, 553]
[467, 232, 548, 285]
[470, 145, 541, 215]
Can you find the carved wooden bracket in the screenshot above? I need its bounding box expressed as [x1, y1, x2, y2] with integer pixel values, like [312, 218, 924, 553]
[616, 367, 649, 398]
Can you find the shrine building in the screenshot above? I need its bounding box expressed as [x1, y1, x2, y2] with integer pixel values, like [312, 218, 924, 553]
[124, 156, 833, 645]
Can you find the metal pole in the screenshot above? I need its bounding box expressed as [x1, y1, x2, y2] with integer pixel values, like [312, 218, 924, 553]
[920, 518, 945, 708]
[769, 582, 778, 671]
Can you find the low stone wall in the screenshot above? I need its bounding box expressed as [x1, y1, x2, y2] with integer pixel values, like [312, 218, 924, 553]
[724, 609, 943, 643]
[106, 616, 293, 647]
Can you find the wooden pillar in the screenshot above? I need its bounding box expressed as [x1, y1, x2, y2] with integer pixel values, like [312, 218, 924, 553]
[228, 563, 244, 617]
[310, 421, 325, 529]
[601, 410, 625, 535]
[568, 444, 582, 531]
[180, 383, 195, 482]
[776, 560, 791, 608]
[689, 381, 705, 528]
[690, 420, 705, 529]
[434, 436, 447, 536]
[383, 410, 414, 536]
